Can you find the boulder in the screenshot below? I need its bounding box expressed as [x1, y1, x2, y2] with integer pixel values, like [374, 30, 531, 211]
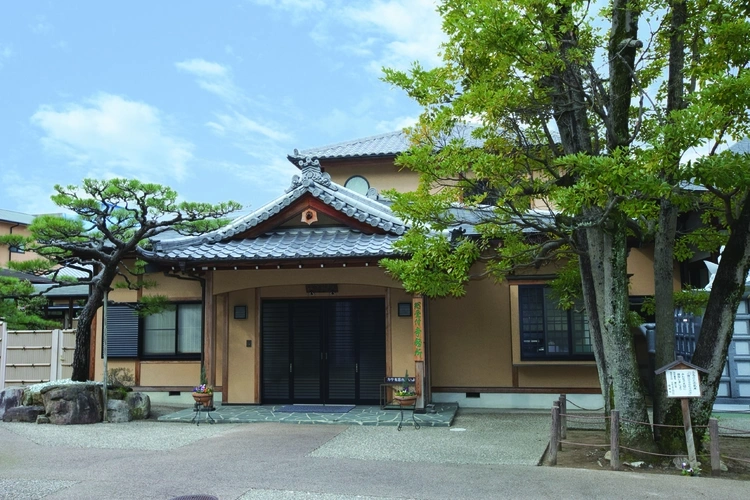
[41, 382, 102, 425]
[107, 399, 131, 423]
[0, 387, 25, 419]
[126, 392, 150, 420]
[2, 405, 44, 423]
[36, 415, 50, 424]
[21, 385, 44, 407]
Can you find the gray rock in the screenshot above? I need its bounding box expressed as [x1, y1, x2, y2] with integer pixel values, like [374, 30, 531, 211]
[21, 385, 44, 406]
[3, 405, 44, 423]
[107, 399, 131, 423]
[126, 392, 150, 420]
[0, 387, 25, 419]
[41, 383, 102, 425]
[36, 415, 50, 424]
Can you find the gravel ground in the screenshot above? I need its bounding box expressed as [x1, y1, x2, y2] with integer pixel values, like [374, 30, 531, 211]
[0, 405, 242, 451]
[310, 410, 549, 466]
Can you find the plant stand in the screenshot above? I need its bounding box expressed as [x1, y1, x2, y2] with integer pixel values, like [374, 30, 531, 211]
[395, 399, 420, 431]
[190, 401, 216, 426]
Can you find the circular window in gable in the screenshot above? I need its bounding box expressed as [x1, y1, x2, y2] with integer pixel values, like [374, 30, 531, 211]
[344, 175, 370, 195]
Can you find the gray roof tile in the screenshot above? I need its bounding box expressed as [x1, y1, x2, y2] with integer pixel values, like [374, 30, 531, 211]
[149, 157, 408, 257]
[158, 228, 400, 262]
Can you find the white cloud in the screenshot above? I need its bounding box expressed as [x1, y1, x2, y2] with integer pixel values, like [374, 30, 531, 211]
[175, 58, 245, 105]
[249, 0, 325, 12]
[0, 44, 13, 70]
[0, 171, 60, 215]
[375, 115, 418, 133]
[30, 93, 194, 181]
[30, 17, 53, 35]
[209, 111, 291, 143]
[341, 0, 445, 71]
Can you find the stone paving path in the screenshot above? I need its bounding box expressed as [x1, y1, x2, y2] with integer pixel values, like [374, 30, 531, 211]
[157, 402, 458, 427]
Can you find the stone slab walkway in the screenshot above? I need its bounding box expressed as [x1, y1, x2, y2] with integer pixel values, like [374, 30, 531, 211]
[157, 403, 457, 427]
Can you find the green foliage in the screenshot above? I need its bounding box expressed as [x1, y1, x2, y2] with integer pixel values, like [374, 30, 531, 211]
[134, 295, 173, 318]
[641, 287, 710, 317]
[0, 277, 61, 330]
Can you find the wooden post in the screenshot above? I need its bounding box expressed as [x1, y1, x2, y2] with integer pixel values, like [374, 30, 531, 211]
[0, 320, 7, 389]
[546, 402, 560, 465]
[559, 394, 567, 440]
[49, 329, 61, 382]
[709, 417, 720, 476]
[204, 271, 215, 387]
[610, 410, 620, 470]
[412, 295, 425, 412]
[681, 398, 698, 470]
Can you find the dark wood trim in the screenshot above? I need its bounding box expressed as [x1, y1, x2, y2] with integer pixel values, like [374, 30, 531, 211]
[512, 366, 519, 388]
[133, 385, 224, 392]
[204, 271, 215, 387]
[139, 360, 201, 365]
[431, 386, 602, 394]
[89, 311, 97, 381]
[221, 293, 229, 404]
[240, 195, 388, 239]
[385, 288, 392, 378]
[254, 288, 261, 404]
[134, 360, 141, 386]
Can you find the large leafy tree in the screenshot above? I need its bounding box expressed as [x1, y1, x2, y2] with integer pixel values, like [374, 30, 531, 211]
[382, 0, 750, 450]
[7, 178, 240, 381]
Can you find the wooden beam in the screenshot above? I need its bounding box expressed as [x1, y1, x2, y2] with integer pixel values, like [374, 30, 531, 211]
[385, 288, 392, 379]
[204, 270, 215, 387]
[254, 288, 261, 404]
[221, 293, 229, 404]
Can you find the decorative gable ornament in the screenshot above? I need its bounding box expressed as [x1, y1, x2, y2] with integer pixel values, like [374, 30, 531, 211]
[301, 208, 318, 225]
[286, 156, 336, 193]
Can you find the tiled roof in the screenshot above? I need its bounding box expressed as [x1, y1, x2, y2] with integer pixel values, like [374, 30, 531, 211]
[152, 228, 400, 262]
[729, 137, 750, 154]
[144, 157, 408, 262]
[288, 124, 483, 162]
[0, 209, 35, 225]
[290, 130, 410, 160]
[32, 283, 90, 297]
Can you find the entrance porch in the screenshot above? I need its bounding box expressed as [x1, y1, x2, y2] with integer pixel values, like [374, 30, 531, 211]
[157, 403, 457, 427]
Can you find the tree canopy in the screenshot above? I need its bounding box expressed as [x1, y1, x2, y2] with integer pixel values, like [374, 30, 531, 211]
[7, 178, 241, 381]
[381, 0, 750, 450]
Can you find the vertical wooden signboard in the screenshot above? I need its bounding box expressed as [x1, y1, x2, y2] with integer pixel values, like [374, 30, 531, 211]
[655, 356, 707, 472]
[412, 295, 425, 411]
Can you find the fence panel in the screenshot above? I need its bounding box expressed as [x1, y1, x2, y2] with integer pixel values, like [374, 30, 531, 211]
[0, 328, 76, 389]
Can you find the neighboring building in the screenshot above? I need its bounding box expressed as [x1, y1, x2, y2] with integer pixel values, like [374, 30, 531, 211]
[0, 209, 36, 268]
[95, 130, 683, 408]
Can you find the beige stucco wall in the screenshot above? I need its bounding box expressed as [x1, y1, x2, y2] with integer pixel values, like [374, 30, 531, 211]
[0, 222, 37, 266]
[627, 246, 681, 295]
[429, 276, 513, 388]
[322, 158, 420, 194]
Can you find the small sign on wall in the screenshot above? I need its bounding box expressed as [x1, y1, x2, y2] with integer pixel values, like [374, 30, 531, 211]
[665, 368, 701, 398]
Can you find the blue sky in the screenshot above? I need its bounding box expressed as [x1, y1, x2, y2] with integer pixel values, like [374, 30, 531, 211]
[0, 1, 444, 216]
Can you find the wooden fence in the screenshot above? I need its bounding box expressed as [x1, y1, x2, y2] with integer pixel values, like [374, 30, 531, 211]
[0, 320, 76, 389]
[545, 395, 750, 476]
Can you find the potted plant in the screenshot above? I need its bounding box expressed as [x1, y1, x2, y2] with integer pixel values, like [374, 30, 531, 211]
[192, 366, 214, 408]
[393, 370, 417, 406]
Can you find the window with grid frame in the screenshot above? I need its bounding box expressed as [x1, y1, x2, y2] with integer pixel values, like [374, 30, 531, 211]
[141, 303, 202, 358]
[519, 285, 593, 361]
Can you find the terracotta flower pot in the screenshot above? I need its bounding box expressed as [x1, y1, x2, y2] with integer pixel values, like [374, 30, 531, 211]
[393, 394, 417, 406]
[192, 392, 213, 408]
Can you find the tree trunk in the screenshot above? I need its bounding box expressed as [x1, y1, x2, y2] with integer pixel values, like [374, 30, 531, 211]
[653, 0, 687, 450]
[586, 214, 654, 449]
[576, 229, 611, 416]
[71, 265, 119, 382]
[691, 193, 750, 432]
[653, 199, 678, 437]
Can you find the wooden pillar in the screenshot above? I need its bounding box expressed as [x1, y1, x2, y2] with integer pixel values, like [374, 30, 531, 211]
[221, 293, 229, 403]
[204, 270, 215, 387]
[709, 417, 720, 476]
[610, 410, 620, 470]
[412, 295, 425, 411]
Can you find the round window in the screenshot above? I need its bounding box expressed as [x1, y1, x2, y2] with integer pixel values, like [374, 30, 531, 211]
[344, 175, 370, 195]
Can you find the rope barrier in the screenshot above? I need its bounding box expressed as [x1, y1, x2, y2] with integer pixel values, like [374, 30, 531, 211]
[564, 398, 604, 412]
[560, 413, 608, 421]
[716, 424, 750, 435]
[722, 455, 750, 465]
[560, 440, 608, 449]
[618, 446, 686, 459]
